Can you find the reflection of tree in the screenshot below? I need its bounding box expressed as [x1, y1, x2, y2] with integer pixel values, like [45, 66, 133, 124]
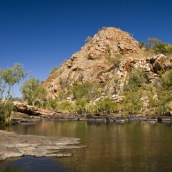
[2, 165, 21, 172]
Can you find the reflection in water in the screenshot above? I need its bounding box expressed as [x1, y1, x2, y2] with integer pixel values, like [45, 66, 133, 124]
[2, 121, 172, 172]
[1, 165, 21, 172]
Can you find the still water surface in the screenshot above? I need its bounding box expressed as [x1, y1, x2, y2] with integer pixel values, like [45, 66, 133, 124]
[1, 121, 172, 172]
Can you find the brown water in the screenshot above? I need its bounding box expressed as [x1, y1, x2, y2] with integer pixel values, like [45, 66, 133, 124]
[1, 120, 172, 172]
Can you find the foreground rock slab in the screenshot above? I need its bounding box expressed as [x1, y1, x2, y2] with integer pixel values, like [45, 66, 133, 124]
[0, 130, 85, 161]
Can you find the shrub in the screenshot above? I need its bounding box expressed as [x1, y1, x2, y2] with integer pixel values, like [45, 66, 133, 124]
[95, 98, 117, 114]
[75, 99, 87, 114]
[122, 92, 143, 114]
[50, 66, 58, 75]
[71, 82, 100, 101]
[139, 42, 148, 49]
[107, 55, 121, 65]
[85, 36, 92, 43]
[59, 101, 75, 112]
[45, 98, 59, 110]
[124, 68, 148, 92]
[162, 69, 172, 90]
[0, 100, 14, 126]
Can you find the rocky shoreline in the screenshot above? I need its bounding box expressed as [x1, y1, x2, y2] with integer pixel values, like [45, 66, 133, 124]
[12, 101, 172, 125]
[11, 111, 172, 125]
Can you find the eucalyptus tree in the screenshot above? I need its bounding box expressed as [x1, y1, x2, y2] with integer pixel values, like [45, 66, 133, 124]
[0, 63, 27, 125]
[20, 77, 47, 107]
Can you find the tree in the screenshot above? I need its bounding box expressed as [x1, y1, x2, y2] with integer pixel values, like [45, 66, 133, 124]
[148, 38, 162, 49]
[71, 82, 100, 102]
[85, 36, 92, 43]
[50, 66, 58, 75]
[139, 42, 148, 49]
[148, 38, 172, 55]
[0, 63, 27, 99]
[0, 63, 27, 125]
[20, 78, 46, 106]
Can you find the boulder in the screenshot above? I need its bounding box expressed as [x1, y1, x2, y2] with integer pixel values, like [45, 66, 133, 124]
[13, 101, 58, 116]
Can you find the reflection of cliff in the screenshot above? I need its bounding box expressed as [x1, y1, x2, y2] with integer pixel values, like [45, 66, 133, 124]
[5, 121, 172, 172]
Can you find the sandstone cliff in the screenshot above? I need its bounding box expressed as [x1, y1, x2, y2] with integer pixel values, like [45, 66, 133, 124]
[42, 27, 171, 104]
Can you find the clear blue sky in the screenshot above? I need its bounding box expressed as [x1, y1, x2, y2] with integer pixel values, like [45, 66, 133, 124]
[0, 0, 172, 97]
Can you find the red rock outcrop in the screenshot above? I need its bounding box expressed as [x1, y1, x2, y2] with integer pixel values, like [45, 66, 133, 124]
[42, 27, 170, 101]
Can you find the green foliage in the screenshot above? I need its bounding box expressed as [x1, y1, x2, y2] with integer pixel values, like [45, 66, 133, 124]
[0, 100, 14, 126]
[0, 63, 27, 99]
[95, 98, 117, 114]
[107, 55, 121, 65]
[154, 91, 172, 115]
[139, 42, 148, 49]
[2, 165, 21, 172]
[148, 38, 161, 49]
[122, 92, 143, 114]
[148, 38, 172, 55]
[0, 63, 27, 125]
[50, 66, 58, 75]
[124, 68, 148, 92]
[85, 36, 92, 43]
[20, 78, 46, 106]
[71, 82, 100, 102]
[60, 59, 67, 67]
[75, 99, 87, 114]
[162, 69, 172, 90]
[114, 76, 119, 84]
[102, 26, 107, 30]
[59, 101, 75, 112]
[45, 98, 58, 110]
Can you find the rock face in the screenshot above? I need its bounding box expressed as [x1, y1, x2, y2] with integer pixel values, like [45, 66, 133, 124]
[13, 101, 58, 116]
[42, 27, 171, 101]
[0, 130, 84, 161]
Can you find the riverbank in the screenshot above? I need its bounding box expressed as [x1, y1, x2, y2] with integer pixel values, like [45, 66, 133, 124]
[12, 101, 172, 125]
[11, 110, 172, 126]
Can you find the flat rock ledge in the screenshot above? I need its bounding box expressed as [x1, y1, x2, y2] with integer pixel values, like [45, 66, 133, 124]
[0, 130, 85, 161]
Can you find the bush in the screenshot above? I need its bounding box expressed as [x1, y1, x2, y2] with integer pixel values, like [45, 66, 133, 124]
[75, 99, 87, 114]
[122, 92, 143, 114]
[45, 98, 59, 110]
[124, 68, 148, 92]
[85, 36, 92, 43]
[95, 98, 117, 114]
[58, 101, 75, 112]
[71, 82, 100, 102]
[0, 100, 14, 126]
[162, 69, 172, 90]
[50, 66, 58, 75]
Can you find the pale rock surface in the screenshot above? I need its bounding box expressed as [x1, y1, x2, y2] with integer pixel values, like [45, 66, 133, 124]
[0, 130, 84, 161]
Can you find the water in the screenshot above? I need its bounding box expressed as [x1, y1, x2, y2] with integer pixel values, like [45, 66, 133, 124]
[1, 121, 172, 172]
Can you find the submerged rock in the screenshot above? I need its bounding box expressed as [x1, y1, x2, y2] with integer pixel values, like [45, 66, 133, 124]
[0, 130, 85, 161]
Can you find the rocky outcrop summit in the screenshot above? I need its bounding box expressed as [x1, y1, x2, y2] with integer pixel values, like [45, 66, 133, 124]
[42, 27, 172, 102]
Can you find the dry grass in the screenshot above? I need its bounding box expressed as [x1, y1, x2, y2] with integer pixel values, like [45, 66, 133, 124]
[143, 49, 155, 58]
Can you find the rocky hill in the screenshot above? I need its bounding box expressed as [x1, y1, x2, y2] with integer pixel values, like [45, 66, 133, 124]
[42, 27, 172, 114]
